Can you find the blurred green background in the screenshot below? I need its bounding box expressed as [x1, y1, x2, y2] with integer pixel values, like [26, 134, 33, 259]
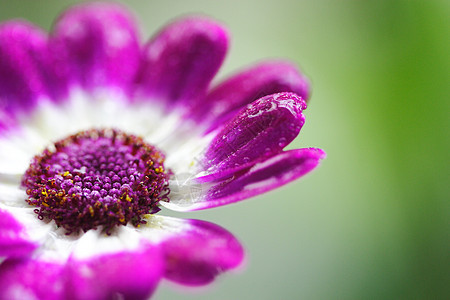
[1, 0, 448, 299]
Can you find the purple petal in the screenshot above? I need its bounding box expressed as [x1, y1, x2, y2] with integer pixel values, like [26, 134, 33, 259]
[202, 148, 326, 205]
[67, 246, 163, 300]
[193, 60, 310, 128]
[0, 209, 37, 258]
[158, 217, 244, 286]
[0, 110, 16, 133]
[201, 92, 307, 174]
[164, 148, 325, 211]
[50, 3, 140, 94]
[0, 259, 66, 300]
[0, 21, 49, 115]
[137, 17, 228, 107]
[0, 246, 164, 300]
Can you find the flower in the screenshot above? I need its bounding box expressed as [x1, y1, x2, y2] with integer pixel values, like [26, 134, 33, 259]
[0, 2, 325, 300]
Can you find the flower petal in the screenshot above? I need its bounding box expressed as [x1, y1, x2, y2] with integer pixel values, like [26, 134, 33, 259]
[66, 246, 163, 300]
[0, 21, 49, 115]
[194, 60, 310, 129]
[0, 227, 164, 300]
[138, 216, 244, 286]
[0, 259, 66, 300]
[50, 3, 140, 94]
[0, 110, 14, 132]
[200, 92, 307, 174]
[0, 208, 37, 258]
[137, 17, 228, 107]
[163, 148, 325, 211]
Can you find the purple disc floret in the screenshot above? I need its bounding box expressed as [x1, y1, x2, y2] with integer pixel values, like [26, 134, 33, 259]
[21, 128, 170, 234]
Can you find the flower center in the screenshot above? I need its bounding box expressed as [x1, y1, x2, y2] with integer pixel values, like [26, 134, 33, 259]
[21, 129, 170, 235]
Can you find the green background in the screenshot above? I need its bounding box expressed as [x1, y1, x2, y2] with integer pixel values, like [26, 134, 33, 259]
[1, 0, 448, 299]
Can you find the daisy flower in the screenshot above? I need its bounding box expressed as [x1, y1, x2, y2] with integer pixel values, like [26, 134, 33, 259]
[0, 2, 325, 299]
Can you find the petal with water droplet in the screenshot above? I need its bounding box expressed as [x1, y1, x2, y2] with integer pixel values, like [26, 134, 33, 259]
[163, 148, 326, 211]
[199, 92, 307, 174]
[192, 60, 310, 129]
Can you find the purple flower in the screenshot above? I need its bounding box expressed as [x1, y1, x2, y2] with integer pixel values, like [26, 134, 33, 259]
[0, 3, 325, 299]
